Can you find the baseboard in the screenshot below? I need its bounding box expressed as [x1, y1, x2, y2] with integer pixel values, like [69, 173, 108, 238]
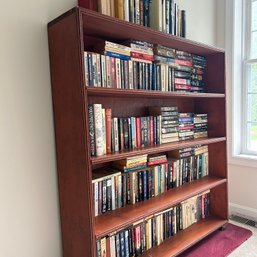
[229, 202, 257, 221]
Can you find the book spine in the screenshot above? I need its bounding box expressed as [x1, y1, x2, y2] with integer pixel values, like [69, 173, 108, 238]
[113, 117, 119, 152]
[93, 104, 104, 156]
[102, 108, 106, 155]
[88, 105, 96, 156]
[105, 108, 112, 154]
[101, 54, 107, 87]
[96, 54, 102, 87]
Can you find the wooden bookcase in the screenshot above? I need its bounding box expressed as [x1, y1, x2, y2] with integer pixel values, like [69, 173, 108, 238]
[48, 7, 228, 257]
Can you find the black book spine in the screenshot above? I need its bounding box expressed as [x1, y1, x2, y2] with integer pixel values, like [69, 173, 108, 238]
[102, 179, 107, 213]
[120, 231, 125, 257]
[106, 178, 112, 211]
[128, 117, 132, 149]
[138, 171, 143, 202]
[181, 10, 186, 38]
[143, 170, 147, 201]
[123, 118, 129, 149]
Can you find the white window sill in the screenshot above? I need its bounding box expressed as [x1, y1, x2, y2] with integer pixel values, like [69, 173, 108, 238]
[228, 154, 257, 168]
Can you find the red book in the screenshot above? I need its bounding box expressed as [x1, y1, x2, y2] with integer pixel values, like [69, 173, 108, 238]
[131, 51, 154, 61]
[175, 84, 191, 90]
[179, 125, 194, 130]
[110, 57, 116, 88]
[105, 108, 112, 154]
[136, 117, 141, 148]
[78, 0, 97, 11]
[148, 160, 167, 166]
[175, 59, 193, 66]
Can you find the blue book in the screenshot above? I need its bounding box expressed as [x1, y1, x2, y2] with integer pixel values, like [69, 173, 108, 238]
[115, 233, 121, 257]
[143, 170, 147, 200]
[152, 64, 157, 90]
[105, 51, 131, 60]
[124, 230, 130, 257]
[120, 231, 125, 257]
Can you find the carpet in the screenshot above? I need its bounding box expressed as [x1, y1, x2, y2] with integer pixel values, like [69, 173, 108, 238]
[179, 223, 253, 257]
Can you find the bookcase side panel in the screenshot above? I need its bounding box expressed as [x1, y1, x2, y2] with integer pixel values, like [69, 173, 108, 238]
[48, 10, 95, 257]
[205, 53, 226, 93]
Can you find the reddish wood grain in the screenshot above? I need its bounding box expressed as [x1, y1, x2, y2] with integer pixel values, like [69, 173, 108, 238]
[141, 216, 227, 257]
[95, 177, 227, 238]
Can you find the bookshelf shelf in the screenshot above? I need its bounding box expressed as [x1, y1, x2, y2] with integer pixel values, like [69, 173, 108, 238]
[48, 6, 228, 257]
[141, 216, 227, 257]
[95, 176, 226, 238]
[80, 8, 225, 56]
[86, 87, 226, 99]
[91, 137, 226, 165]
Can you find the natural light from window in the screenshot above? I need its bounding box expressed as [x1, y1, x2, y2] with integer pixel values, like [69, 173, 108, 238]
[245, 0, 257, 153]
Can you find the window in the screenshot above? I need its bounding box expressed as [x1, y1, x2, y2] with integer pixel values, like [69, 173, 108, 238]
[242, 0, 257, 154]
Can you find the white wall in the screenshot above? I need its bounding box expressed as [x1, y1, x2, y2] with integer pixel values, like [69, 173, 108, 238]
[180, 0, 216, 45]
[0, 1, 75, 257]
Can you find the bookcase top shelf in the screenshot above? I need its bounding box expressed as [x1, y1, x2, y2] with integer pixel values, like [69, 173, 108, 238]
[86, 88, 226, 99]
[95, 176, 226, 238]
[91, 137, 226, 165]
[79, 8, 225, 56]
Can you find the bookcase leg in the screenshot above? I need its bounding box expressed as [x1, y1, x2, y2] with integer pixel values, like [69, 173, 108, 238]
[219, 225, 226, 231]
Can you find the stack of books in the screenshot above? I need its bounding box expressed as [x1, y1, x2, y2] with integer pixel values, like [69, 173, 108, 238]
[191, 55, 207, 92]
[147, 154, 167, 166]
[178, 113, 194, 140]
[126, 41, 154, 90]
[153, 45, 176, 91]
[174, 50, 192, 92]
[96, 191, 210, 257]
[149, 106, 179, 144]
[194, 114, 208, 138]
[112, 154, 148, 172]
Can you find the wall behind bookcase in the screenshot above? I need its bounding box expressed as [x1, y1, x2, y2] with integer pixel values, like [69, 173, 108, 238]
[0, 1, 222, 257]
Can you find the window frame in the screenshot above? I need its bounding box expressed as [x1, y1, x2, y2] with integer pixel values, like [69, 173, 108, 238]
[241, 0, 257, 155]
[226, 0, 257, 167]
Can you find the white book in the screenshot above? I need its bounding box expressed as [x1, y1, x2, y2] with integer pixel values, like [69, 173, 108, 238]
[93, 104, 104, 156]
[124, 0, 130, 21]
[110, 235, 116, 257]
[94, 182, 99, 216]
[101, 55, 107, 87]
[111, 176, 116, 210]
[105, 56, 111, 88]
[96, 54, 102, 87]
[113, 117, 119, 152]
[102, 108, 106, 155]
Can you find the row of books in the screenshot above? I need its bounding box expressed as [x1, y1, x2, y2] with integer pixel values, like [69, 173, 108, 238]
[88, 104, 208, 157]
[84, 40, 207, 93]
[96, 190, 210, 257]
[97, 0, 186, 37]
[93, 145, 208, 216]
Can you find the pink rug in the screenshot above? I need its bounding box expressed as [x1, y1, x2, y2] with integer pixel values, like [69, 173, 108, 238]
[179, 223, 252, 257]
